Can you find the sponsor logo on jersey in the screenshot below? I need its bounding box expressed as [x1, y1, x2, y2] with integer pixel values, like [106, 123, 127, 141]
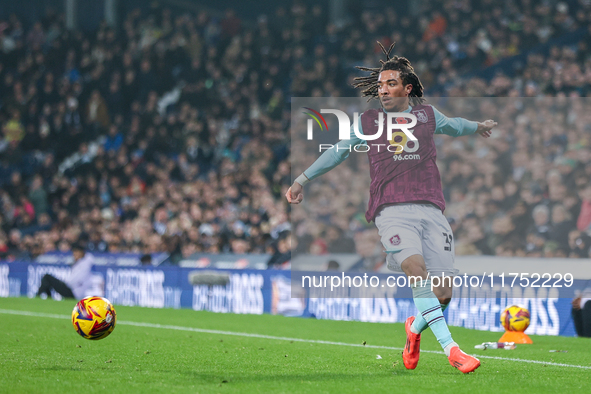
[390, 234, 401, 246]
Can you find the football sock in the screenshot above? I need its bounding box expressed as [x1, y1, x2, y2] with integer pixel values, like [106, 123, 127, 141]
[443, 342, 459, 357]
[410, 279, 454, 351]
[410, 302, 449, 334]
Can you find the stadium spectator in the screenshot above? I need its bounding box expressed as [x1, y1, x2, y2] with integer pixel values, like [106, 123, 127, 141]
[140, 254, 152, 266]
[572, 290, 591, 338]
[329, 229, 356, 254]
[28, 175, 48, 216]
[348, 229, 384, 272]
[577, 184, 591, 232]
[103, 125, 123, 152]
[528, 205, 552, 240]
[550, 204, 575, 251]
[2, 109, 25, 143]
[36, 242, 94, 299]
[568, 230, 591, 258]
[86, 90, 110, 131]
[326, 259, 340, 271]
[267, 231, 292, 268]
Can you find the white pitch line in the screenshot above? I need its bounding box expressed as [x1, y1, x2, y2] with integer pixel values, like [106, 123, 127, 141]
[2, 308, 590, 370]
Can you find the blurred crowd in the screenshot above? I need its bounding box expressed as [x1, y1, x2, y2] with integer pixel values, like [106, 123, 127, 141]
[0, 0, 590, 266]
[293, 97, 591, 269]
[439, 97, 591, 259]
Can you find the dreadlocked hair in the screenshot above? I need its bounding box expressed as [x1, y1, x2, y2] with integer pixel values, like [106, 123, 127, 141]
[353, 42, 425, 106]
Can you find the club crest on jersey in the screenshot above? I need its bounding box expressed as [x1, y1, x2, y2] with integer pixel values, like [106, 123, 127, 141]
[389, 234, 401, 246]
[413, 109, 428, 123]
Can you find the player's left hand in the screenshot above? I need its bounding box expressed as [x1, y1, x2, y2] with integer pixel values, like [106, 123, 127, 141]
[477, 120, 497, 138]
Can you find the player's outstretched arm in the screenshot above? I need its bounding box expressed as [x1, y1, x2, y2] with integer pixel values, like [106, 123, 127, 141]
[476, 120, 497, 138]
[286, 118, 365, 205]
[432, 105, 497, 138]
[285, 137, 356, 205]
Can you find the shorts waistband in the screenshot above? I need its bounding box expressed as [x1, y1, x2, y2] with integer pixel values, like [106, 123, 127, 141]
[379, 201, 441, 211]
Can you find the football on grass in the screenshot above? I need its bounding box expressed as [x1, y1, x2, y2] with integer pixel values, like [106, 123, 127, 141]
[72, 296, 117, 340]
[501, 305, 530, 332]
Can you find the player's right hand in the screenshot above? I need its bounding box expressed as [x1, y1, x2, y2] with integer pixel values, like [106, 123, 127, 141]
[286, 183, 304, 204]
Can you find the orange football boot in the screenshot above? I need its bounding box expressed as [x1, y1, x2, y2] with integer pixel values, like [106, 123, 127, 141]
[402, 316, 421, 369]
[448, 346, 481, 373]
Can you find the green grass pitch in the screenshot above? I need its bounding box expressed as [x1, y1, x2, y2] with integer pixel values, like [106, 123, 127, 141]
[1, 297, 590, 393]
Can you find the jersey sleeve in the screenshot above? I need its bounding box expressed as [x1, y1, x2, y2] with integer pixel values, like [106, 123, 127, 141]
[303, 115, 365, 181]
[431, 105, 478, 137]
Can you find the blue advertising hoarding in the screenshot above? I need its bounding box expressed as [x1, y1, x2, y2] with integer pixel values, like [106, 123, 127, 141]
[0, 261, 582, 337]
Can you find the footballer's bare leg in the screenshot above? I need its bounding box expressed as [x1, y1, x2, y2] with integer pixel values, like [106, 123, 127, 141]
[400, 254, 428, 369]
[401, 254, 479, 373]
[399, 255, 453, 302]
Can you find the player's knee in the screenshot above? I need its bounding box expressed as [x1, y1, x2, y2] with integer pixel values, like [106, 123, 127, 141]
[438, 297, 451, 305]
[401, 254, 428, 279]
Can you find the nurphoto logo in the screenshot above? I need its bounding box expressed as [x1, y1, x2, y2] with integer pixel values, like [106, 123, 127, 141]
[303, 108, 419, 155]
